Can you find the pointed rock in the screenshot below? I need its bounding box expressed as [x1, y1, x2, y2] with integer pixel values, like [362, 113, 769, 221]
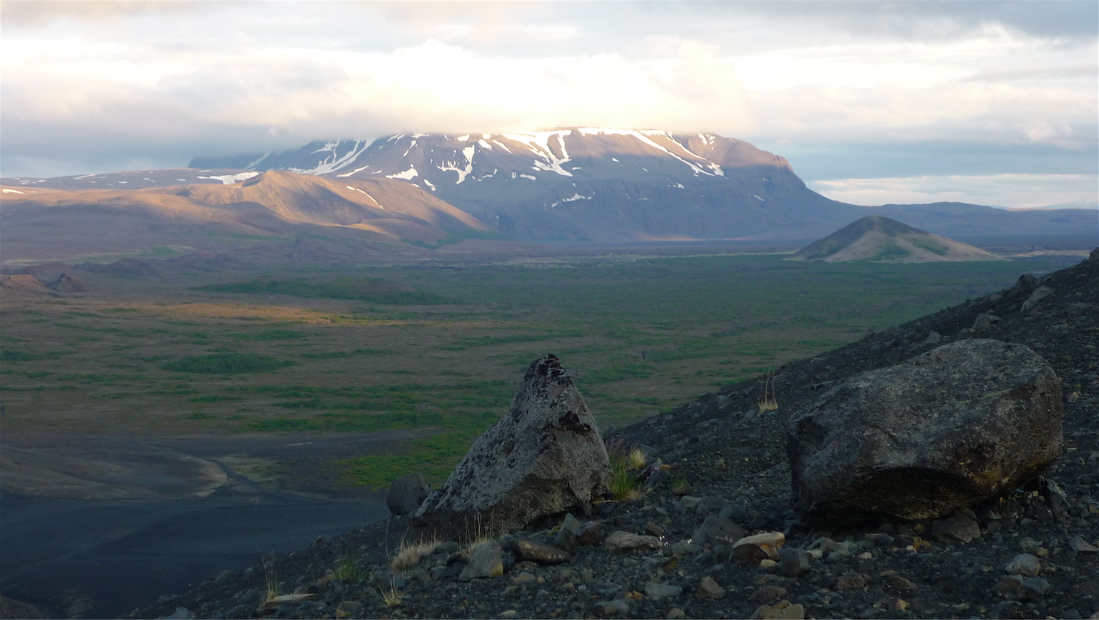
[413, 355, 612, 540]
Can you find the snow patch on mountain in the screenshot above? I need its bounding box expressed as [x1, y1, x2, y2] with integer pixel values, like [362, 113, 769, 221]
[437, 145, 476, 184]
[549, 193, 591, 208]
[387, 167, 418, 181]
[289, 140, 369, 175]
[503, 131, 574, 177]
[346, 185, 384, 209]
[198, 172, 260, 185]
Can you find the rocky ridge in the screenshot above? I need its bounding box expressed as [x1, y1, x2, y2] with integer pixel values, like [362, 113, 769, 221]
[134, 251, 1099, 620]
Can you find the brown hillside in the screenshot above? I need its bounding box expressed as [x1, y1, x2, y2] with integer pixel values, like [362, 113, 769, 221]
[788, 215, 1003, 263]
[0, 173, 493, 262]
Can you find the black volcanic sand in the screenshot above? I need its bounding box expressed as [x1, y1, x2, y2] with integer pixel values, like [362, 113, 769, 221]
[0, 432, 403, 618]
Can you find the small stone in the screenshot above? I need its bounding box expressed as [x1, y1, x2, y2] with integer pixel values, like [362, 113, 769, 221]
[892, 599, 909, 612]
[695, 576, 725, 599]
[693, 515, 746, 546]
[863, 532, 894, 547]
[779, 548, 810, 577]
[994, 574, 1024, 594]
[931, 516, 981, 544]
[1069, 535, 1099, 552]
[576, 521, 604, 546]
[1035, 546, 1049, 558]
[512, 572, 537, 584]
[680, 496, 702, 510]
[668, 540, 702, 556]
[731, 532, 785, 563]
[751, 600, 806, 620]
[667, 608, 686, 619]
[1004, 553, 1041, 577]
[645, 582, 683, 601]
[835, 572, 869, 590]
[644, 522, 665, 537]
[516, 539, 571, 565]
[749, 585, 788, 604]
[498, 611, 518, 619]
[593, 599, 629, 616]
[459, 541, 503, 581]
[1017, 577, 1051, 600]
[878, 571, 918, 592]
[759, 559, 779, 569]
[561, 513, 583, 536]
[605, 531, 662, 551]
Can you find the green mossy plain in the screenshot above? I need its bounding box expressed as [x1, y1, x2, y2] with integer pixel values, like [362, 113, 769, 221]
[0, 253, 1065, 487]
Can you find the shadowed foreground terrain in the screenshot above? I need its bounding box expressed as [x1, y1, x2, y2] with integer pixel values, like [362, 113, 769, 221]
[128, 251, 1098, 619]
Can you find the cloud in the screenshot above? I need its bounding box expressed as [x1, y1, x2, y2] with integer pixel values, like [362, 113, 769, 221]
[0, 1, 1095, 182]
[1, 35, 753, 176]
[811, 173, 1099, 209]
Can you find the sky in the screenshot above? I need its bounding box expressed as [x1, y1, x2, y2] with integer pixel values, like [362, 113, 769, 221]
[1, 0, 1097, 209]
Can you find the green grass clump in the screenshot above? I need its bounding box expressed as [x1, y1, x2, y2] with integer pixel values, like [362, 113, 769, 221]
[0, 350, 42, 362]
[162, 353, 295, 374]
[607, 442, 646, 501]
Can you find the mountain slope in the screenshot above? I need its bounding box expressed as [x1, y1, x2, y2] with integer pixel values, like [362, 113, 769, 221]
[0, 172, 493, 263]
[788, 215, 1004, 262]
[192, 129, 865, 241]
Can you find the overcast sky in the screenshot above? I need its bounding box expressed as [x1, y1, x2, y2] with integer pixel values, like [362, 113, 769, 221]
[2, 0, 1096, 208]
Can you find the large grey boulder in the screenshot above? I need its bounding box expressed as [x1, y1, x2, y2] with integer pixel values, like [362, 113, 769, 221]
[413, 355, 612, 540]
[386, 473, 432, 516]
[787, 339, 1062, 525]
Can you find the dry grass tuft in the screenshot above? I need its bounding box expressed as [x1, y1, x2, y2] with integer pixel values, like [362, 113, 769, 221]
[389, 537, 442, 573]
[377, 577, 404, 607]
[758, 368, 779, 414]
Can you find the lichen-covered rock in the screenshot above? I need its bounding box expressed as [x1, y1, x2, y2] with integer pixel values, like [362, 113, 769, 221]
[787, 339, 1062, 525]
[413, 355, 612, 540]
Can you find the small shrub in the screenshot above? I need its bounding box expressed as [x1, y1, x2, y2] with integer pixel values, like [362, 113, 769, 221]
[334, 555, 362, 582]
[606, 441, 645, 502]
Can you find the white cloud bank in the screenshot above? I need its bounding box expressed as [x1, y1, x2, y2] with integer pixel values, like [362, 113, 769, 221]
[0, 1, 1095, 210]
[812, 173, 1099, 209]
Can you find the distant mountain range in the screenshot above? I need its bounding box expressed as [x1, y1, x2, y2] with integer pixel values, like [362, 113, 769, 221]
[788, 215, 1003, 263]
[3, 129, 1096, 260]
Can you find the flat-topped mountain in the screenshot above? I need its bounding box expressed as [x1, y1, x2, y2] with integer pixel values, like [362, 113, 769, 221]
[788, 215, 1004, 262]
[191, 129, 864, 241]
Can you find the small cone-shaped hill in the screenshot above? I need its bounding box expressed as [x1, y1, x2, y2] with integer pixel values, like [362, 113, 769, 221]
[787, 215, 1003, 263]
